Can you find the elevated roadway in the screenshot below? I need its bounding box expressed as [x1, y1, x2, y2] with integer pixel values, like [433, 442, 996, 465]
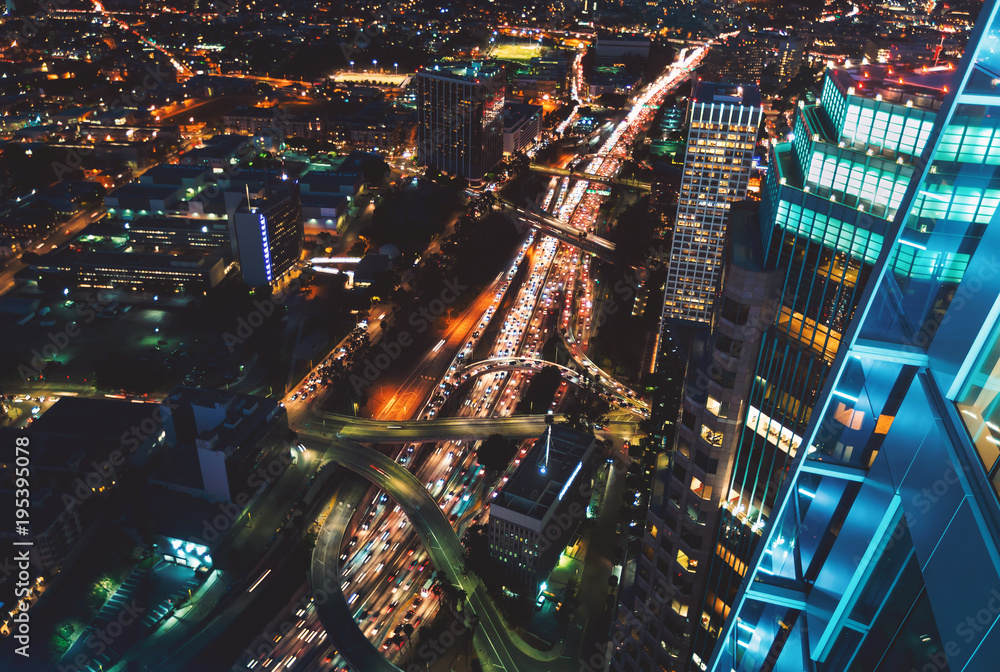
[528, 163, 651, 191]
[451, 357, 649, 418]
[514, 207, 616, 262]
[311, 438, 559, 672]
[305, 412, 565, 442]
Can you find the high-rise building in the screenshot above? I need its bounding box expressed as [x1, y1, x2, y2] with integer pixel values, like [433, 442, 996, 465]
[232, 183, 303, 288]
[416, 62, 504, 185]
[706, 3, 1000, 669]
[661, 83, 762, 325]
[615, 60, 953, 672]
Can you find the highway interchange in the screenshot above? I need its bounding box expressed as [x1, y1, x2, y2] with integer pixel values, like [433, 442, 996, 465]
[250, 43, 710, 672]
[3, 42, 708, 672]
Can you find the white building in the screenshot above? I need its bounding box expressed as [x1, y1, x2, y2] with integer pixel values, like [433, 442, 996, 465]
[661, 83, 762, 325]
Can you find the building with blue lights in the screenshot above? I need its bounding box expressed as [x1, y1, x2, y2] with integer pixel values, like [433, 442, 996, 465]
[232, 183, 303, 288]
[487, 424, 598, 597]
[615, 39, 971, 672]
[702, 2, 1000, 670]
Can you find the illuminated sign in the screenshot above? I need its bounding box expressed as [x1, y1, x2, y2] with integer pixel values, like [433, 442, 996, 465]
[260, 213, 273, 282]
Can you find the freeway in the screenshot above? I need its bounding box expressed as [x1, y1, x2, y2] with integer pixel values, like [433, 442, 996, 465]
[301, 413, 566, 442]
[312, 438, 553, 672]
[310, 474, 400, 672]
[514, 206, 617, 261]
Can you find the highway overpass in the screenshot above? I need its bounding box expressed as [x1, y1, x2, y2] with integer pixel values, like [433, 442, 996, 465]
[310, 474, 399, 672]
[528, 163, 651, 191]
[514, 208, 616, 262]
[452, 357, 649, 418]
[304, 412, 566, 442]
[311, 438, 560, 672]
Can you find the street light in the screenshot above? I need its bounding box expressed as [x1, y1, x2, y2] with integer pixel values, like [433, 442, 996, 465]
[373, 59, 378, 72]
[394, 62, 399, 75]
[350, 61, 354, 72]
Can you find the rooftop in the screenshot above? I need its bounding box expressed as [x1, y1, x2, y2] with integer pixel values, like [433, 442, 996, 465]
[420, 61, 504, 81]
[693, 82, 762, 109]
[492, 424, 596, 521]
[829, 62, 952, 106]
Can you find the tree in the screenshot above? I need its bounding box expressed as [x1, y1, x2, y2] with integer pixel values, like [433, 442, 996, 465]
[476, 434, 516, 476]
[362, 156, 391, 186]
[564, 385, 611, 432]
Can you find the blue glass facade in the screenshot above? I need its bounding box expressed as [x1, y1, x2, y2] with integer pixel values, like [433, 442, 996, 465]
[707, 2, 1000, 670]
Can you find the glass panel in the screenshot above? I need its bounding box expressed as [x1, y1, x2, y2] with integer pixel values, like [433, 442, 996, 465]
[956, 316, 1000, 476]
[859, 100, 1000, 348]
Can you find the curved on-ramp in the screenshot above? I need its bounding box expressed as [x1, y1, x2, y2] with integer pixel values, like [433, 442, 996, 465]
[454, 356, 649, 417]
[311, 438, 557, 672]
[309, 473, 400, 672]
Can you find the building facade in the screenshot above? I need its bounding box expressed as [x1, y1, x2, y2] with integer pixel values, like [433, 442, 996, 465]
[232, 184, 303, 287]
[708, 3, 1000, 670]
[488, 424, 597, 597]
[616, 59, 957, 672]
[661, 83, 762, 325]
[417, 62, 504, 185]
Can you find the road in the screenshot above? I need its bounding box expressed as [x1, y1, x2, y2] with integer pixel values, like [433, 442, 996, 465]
[312, 438, 556, 672]
[0, 206, 101, 297]
[302, 413, 566, 443]
[527, 163, 652, 190]
[450, 356, 649, 417]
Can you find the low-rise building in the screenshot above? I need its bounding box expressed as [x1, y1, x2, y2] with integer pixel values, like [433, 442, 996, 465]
[503, 103, 543, 155]
[488, 424, 599, 597]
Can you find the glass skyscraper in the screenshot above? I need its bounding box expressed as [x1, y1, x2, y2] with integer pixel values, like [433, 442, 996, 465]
[704, 1, 1000, 670]
[614, 28, 975, 672]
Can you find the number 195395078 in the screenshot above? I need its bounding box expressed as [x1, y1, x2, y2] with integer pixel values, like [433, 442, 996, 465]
[14, 436, 30, 529]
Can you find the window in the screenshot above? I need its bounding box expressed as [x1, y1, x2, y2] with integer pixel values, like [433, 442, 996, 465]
[956, 315, 1000, 488]
[720, 297, 750, 325]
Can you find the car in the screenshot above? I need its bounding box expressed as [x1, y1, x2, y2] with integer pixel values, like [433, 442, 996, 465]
[404, 609, 416, 620]
[536, 594, 545, 610]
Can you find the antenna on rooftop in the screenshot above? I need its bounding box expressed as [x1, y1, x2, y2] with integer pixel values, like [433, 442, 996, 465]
[542, 410, 554, 474]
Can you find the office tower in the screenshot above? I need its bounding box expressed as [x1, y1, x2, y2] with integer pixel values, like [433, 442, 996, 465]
[661, 83, 762, 325]
[775, 37, 805, 85]
[232, 183, 303, 288]
[488, 424, 597, 597]
[416, 62, 504, 185]
[707, 2, 1000, 669]
[614, 61, 950, 672]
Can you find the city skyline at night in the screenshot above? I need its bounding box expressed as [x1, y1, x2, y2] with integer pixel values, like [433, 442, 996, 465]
[0, 1, 996, 672]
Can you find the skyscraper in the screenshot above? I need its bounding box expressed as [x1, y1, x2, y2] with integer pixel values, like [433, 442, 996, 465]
[661, 83, 762, 325]
[707, 2, 1000, 669]
[614, 62, 951, 672]
[232, 183, 303, 288]
[416, 62, 504, 185]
